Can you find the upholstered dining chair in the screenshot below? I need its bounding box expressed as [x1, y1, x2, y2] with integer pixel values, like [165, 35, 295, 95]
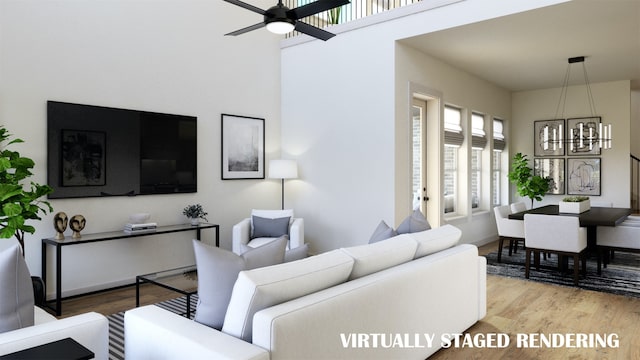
[510, 202, 527, 214]
[493, 205, 525, 262]
[523, 214, 587, 285]
[596, 219, 640, 274]
[232, 209, 305, 260]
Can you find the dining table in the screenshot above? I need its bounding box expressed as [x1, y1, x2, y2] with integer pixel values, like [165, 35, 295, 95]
[508, 204, 632, 249]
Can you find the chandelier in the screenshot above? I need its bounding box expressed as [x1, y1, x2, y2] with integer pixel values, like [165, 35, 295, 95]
[543, 56, 612, 152]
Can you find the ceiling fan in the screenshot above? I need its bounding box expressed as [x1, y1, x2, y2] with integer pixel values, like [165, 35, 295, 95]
[223, 0, 350, 41]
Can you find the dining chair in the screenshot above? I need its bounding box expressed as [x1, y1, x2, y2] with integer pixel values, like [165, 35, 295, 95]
[510, 202, 527, 214]
[493, 205, 525, 262]
[524, 214, 587, 285]
[596, 219, 640, 274]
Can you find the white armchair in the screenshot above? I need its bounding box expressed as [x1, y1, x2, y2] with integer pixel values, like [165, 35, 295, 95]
[524, 214, 587, 285]
[493, 205, 525, 262]
[0, 240, 109, 359]
[232, 209, 304, 256]
[510, 202, 527, 213]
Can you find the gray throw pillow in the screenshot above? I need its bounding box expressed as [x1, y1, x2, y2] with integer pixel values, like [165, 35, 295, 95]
[284, 243, 309, 262]
[396, 209, 431, 234]
[252, 215, 290, 238]
[368, 220, 397, 243]
[0, 243, 34, 333]
[192, 236, 287, 330]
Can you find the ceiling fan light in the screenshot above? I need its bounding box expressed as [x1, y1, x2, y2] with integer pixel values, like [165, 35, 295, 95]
[266, 20, 295, 34]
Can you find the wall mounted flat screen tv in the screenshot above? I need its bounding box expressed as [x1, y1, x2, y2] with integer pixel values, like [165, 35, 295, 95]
[47, 101, 197, 199]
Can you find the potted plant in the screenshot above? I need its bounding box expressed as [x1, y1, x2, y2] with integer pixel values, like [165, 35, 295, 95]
[507, 153, 551, 209]
[183, 204, 208, 225]
[328, 6, 341, 25]
[0, 126, 53, 254]
[559, 196, 590, 214]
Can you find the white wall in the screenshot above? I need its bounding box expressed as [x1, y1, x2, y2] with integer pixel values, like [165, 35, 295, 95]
[0, 0, 282, 297]
[512, 81, 632, 208]
[281, 0, 565, 254]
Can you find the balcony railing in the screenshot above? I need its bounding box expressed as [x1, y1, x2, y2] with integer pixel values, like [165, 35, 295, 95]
[286, 0, 422, 38]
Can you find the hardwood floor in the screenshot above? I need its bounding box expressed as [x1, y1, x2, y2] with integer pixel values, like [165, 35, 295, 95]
[57, 241, 640, 359]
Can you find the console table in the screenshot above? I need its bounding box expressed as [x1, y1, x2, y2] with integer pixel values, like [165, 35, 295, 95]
[41, 223, 219, 316]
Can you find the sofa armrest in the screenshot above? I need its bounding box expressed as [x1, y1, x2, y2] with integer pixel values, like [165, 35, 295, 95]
[232, 218, 252, 255]
[125, 306, 268, 360]
[289, 218, 304, 249]
[0, 311, 109, 359]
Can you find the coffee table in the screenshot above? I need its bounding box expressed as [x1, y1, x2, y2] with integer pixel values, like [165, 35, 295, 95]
[0, 337, 94, 360]
[136, 265, 198, 317]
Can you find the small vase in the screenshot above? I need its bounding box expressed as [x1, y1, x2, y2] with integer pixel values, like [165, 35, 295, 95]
[190, 218, 200, 226]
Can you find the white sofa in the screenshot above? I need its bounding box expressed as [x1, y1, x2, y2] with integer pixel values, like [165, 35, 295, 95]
[125, 225, 486, 360]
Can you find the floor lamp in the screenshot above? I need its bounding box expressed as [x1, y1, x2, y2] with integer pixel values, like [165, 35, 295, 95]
[268, 159, 298, 210]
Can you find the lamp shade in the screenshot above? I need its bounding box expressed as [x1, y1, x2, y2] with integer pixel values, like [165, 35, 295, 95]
[268, 159, 298, 179]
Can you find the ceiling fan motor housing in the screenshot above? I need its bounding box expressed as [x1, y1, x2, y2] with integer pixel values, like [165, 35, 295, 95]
[265, 4, 295, 27]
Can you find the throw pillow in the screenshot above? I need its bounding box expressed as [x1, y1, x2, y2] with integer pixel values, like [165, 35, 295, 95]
[284, 243, 309, 262]
[252, 215, 291, 239]
[396, 209, 431, 234]
[368, 220, 397, 243]
[192, 236, 287, 330]
[0, 243, 34, 333]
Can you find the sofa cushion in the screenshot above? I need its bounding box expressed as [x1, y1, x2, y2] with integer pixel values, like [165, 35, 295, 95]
[408, 224, 462, 258]
[396, 209, 431, 234]
[368, 220, 397, 244]
[341, 234, 418, 280]
[192, 237, 287, 330]
[0, 243, 34, 333]
[222, 249, 354, 342]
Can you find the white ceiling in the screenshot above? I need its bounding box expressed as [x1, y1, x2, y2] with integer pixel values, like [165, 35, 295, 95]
[399, 0, 640, 92]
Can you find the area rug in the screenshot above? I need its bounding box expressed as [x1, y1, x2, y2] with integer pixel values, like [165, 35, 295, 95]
[107, 295, 198, 360]
[485, 249, 640, 298]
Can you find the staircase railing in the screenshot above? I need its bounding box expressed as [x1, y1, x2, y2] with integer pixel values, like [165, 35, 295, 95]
[286, 0, 422, 38]
[632, 154, 640, 212]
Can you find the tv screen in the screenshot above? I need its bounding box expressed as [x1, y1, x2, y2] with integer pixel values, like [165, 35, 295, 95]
[47, 101, 197, 198]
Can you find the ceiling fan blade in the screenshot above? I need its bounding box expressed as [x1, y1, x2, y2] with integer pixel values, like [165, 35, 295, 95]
[225, 22, 266, 36]
[222, 0, 266, 15]
[294, 21, 336, 41]
[288, 0, 350, 20]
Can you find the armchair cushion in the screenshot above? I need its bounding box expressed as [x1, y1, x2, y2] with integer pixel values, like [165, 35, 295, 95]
[192, 237, 287, 330]
[0, 243, 34, 333]
[251, 215, 290, 238]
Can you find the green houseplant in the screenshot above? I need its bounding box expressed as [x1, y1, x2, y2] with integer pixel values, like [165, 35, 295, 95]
[328, 6, 341, 25]
[183, 204, 208, 225]
[507, 152, 551, 209]
[0, 126, 53, 253]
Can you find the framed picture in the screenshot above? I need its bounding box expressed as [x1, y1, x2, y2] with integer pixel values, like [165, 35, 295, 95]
[567, 158, 601, 196]
[534, 119, 564, 156]
[567, 117, 601, 155]
[221, 114, 265, 180]
[534, 158, 565, 195]
[61, 130, 106, 186]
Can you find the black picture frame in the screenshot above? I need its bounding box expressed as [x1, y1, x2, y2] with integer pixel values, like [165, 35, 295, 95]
[534, 119, 565, 156]
[61, 129, 106, 186]
[567, 157, 601, 196]
[221, 114, 265, 180]
[534, 157, 565, 195]
[566, 117, 602, 155]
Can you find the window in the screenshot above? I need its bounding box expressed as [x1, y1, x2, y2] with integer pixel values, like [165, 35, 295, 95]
[471, 113, 486, 209]
[493, 119, 506, 206]
[444, 106, 463, 214]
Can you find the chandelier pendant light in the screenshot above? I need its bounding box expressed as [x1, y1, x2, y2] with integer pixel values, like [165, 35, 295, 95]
[543, 56, 612, 151]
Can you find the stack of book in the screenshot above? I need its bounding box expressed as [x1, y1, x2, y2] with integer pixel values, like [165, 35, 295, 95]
[124, 222, 158, 234]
